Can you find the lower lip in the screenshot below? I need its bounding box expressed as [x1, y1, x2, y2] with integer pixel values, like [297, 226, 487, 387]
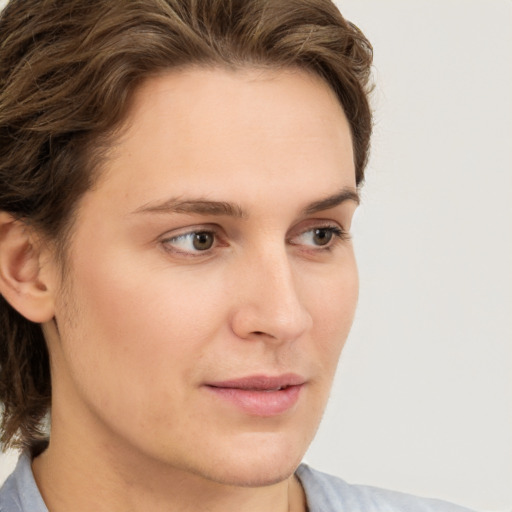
[205, 385, 303, 416]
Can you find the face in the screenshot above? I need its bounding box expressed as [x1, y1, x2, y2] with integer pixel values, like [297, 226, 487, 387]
[45, 67, 359, 486]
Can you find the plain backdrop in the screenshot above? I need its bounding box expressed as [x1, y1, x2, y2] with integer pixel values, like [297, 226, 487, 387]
[0, 1, 511, 511]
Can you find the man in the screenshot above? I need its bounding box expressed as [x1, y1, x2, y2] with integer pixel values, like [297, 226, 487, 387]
[0, 1, 475, 510]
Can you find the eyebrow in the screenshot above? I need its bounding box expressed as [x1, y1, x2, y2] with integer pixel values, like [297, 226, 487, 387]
[302, 187, 360, 215]
[133, 198, 246, 218]
[133, 187, 359, 218]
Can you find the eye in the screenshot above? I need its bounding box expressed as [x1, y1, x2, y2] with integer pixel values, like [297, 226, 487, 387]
[162, 230, 216, 254]
[291, 225, 346, 249]
[310, 228, 335, 246]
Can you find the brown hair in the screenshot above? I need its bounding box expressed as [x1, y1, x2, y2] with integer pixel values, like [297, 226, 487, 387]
[0, 0, 373, 450]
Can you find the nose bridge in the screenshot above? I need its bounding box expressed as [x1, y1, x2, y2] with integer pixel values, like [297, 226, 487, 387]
[231, 242, 312, 342]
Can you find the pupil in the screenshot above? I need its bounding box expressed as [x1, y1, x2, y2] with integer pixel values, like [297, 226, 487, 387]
[313, 228, 332, 246]
[193, 232, 214, 250]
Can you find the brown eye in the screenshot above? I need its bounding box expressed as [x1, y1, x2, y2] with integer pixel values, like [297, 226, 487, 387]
[290, 225, 345, 249]
[163, 230, 218, 255]
[312, 228, 333, 246]
[193, 232, 214, 250]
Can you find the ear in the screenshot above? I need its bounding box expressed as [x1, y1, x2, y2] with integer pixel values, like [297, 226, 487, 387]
[0, 212, 56, 323]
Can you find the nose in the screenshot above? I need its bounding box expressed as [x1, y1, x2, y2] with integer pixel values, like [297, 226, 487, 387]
[230, 247, 313, 344]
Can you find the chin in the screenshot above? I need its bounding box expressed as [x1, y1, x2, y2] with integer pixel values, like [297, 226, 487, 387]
[196, 459, 300, 488]
[184, 431, 308, 488]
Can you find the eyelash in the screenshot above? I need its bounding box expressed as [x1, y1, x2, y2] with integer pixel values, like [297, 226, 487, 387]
[160, 224, 349, 258]
[290, 225, 349, 251]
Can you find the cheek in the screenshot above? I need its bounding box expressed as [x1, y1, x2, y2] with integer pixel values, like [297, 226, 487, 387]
[53, 264, 231, 456]
[70, 241, 221, 337]
[55, 253, 226, 407]
[307, 256, 359, 363]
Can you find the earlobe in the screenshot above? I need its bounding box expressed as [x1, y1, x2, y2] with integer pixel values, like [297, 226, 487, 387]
[0, 212, 56, 323]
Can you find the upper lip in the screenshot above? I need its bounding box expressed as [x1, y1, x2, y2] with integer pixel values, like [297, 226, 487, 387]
[205, 373, 306, 391]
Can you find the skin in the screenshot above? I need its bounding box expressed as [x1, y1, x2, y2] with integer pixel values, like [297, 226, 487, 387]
[28, 67, 359, 512]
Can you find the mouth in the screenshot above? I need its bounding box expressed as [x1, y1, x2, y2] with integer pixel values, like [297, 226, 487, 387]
[204, 374, 306, 416]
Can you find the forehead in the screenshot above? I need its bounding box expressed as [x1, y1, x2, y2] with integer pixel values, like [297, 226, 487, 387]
[86, 66, 355, 217]
[121, 66, 351, 146]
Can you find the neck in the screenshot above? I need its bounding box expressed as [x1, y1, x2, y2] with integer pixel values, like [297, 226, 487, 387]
[32, 422, 306, 512]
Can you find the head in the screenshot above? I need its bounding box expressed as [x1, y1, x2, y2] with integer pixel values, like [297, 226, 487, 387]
[0, 0, 372, 484]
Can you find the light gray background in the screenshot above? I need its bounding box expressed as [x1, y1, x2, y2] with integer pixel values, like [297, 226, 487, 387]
[0, 1, 510, 511]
